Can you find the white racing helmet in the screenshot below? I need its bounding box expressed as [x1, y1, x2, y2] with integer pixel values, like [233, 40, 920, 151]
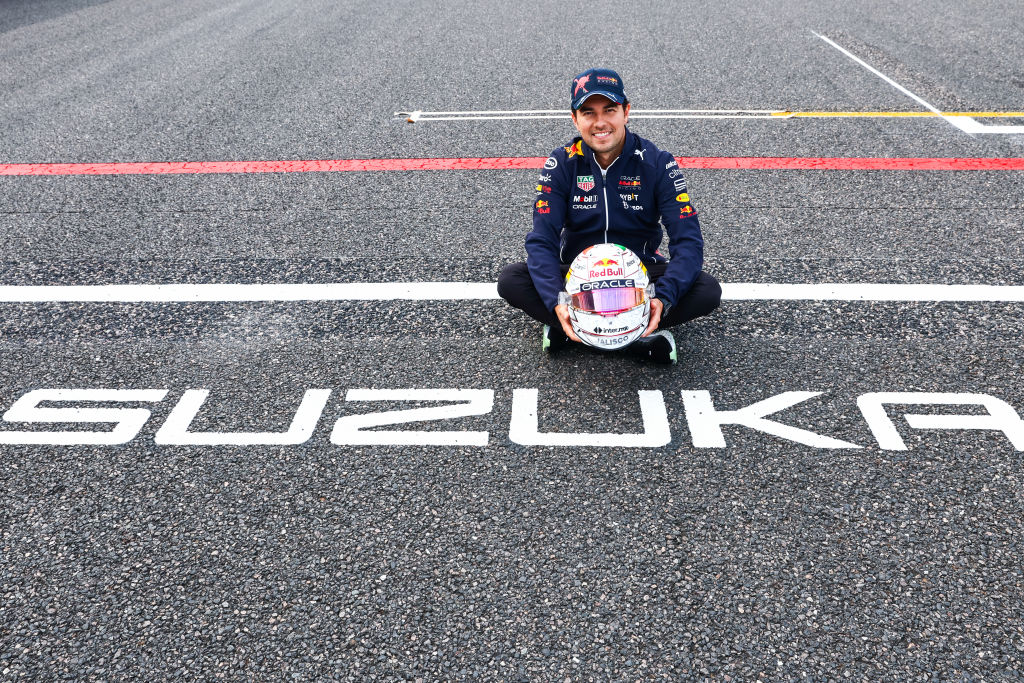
[564, 243, 653, 350]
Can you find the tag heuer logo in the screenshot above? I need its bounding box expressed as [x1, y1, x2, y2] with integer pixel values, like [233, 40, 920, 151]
[576, 175, 595, 192]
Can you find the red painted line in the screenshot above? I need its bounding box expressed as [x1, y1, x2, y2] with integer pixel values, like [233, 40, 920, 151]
[0, 157, 550, 176]
[1, 156, 1022, 176]
[675, 156, 1024, 170]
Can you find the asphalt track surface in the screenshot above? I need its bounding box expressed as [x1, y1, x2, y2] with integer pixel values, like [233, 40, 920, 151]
[2, 0, 1024, 680]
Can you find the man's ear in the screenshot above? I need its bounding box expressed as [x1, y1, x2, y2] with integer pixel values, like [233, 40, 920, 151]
[623, 102, 631, 124]
[570, 109, 583, 135]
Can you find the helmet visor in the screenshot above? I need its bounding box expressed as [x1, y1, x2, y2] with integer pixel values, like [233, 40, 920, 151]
[571, 287, 646, 314]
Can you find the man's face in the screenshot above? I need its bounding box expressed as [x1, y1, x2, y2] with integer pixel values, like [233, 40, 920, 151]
[571, 95, 631, 159]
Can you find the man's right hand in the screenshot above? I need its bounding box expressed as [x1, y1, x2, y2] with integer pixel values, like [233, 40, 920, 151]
[554, 304, 583, 343]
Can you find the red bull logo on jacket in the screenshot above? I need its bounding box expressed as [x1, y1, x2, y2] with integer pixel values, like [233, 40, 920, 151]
[565, 140, 584, 158]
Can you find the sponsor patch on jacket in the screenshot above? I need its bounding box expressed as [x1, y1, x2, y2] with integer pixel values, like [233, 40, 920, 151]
[679, 205, 696, 217]
[573, 192, 598, 209]
[536, 184, 552, 194]
[619, 176, 641, 188]
[544, 157, 557, 169]
[565, 140, 583, 158]
[576, 175, 595, 192]
[536, 199, 551, 214]
[676, 192, 690, 203]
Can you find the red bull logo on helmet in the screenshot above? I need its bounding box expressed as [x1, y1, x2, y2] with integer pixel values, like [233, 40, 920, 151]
[589, 257, 624, 278]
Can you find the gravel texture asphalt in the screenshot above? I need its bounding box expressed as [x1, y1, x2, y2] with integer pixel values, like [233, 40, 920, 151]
[2, 0, 1024, 680]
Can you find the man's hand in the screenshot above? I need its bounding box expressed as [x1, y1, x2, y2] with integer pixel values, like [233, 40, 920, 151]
[554, 304, 583, 343]
[641, 298, 664, 337]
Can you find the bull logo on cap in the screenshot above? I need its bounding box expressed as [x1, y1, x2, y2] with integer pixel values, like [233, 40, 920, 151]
[573, 74, 591, 96]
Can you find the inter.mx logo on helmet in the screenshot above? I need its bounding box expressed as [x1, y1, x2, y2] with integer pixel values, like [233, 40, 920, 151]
[577, 175, 595, 192]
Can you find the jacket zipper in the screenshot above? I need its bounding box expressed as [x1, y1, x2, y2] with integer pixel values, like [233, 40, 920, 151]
[602, 181, 609, 242]
[598, 157, 618, 243]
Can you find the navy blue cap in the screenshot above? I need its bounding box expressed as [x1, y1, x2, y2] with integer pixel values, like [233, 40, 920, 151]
[571, 68, 627, 110]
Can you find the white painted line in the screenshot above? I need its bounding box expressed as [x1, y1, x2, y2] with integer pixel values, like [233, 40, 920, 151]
[405, 114, 567, 121]
[723, 283, 1024, 302]
[395, 109, 786, 116]
[395, 109, 790, 122]
[404, 114, 786, 122]
[812, 32, 966, 133]
[946, 117, 1024, 135]
[813, 32, 1024, 135]
[633, 113, 791, 120]
[0, 283, 502, 303]
[2, 282, 1024, 303]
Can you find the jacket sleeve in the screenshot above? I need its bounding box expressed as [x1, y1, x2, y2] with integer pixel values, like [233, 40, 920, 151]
[652, 152, 703, 309]
[524, 152, 571, 312]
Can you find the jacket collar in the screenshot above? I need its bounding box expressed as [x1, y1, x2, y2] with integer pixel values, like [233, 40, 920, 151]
[580, 127, 636, 173]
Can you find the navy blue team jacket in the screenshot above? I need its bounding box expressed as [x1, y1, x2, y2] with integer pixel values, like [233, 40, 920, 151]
[525, 128, 703, 313]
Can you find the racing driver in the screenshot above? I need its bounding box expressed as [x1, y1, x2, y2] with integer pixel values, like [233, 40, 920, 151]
[497, 67, 721, 364]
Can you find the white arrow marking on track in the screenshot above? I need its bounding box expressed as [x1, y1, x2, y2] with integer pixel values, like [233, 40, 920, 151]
[813, 32, 1024, 135]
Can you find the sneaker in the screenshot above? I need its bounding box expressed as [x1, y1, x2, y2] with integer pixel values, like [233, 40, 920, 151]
[541, 324, 569, 352]
[629, 330, 677, 365]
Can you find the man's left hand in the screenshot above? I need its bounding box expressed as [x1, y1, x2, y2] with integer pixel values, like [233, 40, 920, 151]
[642, 298, 664, 337]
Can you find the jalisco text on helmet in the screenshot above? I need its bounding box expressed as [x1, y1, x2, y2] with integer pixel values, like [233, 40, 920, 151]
[1, 388, 1022, 450]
